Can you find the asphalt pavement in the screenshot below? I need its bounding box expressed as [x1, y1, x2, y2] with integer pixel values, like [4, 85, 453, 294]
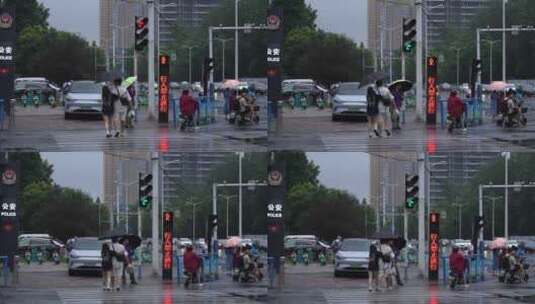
[269, 99, 535, 153]
[0, 98, 268, 152]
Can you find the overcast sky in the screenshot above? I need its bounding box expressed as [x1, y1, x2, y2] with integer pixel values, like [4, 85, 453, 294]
[39, 0, 367, 45]
[41, 152, 369, 202]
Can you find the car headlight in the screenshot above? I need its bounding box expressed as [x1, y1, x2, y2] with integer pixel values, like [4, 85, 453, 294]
[336, 254, 346, 261]
[70, 251, 79, 259]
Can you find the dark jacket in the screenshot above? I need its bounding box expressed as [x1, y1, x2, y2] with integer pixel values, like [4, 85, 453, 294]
[368, 244, 380, 271]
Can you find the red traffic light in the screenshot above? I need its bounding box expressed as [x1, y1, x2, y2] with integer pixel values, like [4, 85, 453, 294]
[136, 17, 148, 30]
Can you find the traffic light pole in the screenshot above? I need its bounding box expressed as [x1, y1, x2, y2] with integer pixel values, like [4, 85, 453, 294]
[417, 153, 426, 278]
[415, 1, 424, 121]
[147, 0, 156, 120]
[151, 153, 160, 277]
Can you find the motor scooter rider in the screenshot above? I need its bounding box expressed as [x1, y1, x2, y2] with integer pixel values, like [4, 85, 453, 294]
[449, 246, 465, 287]
[505, 89, 521, 126]
[447, 91, 466, 133]
[240, 245, 254, 281]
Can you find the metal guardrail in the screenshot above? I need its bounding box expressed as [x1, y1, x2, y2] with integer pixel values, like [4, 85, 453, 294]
[0, 256, 9, 287]
[174, 253, 220, 284]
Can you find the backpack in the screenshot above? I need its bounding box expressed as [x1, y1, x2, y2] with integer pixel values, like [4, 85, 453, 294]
[367, 87, 381, 115]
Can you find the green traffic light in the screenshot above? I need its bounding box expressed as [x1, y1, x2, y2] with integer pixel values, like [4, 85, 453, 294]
[140, 197, 152, 208]
[406, 197, 417, 209]
[403, 41, 416, 53]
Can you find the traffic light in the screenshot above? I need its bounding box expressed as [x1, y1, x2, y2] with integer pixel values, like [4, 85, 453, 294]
[138, 173, 153, 209]
[474, 215, 485, 230]
[209, 214, 218, 231]
[135, 16, 149, 52]
[402, 18, 417, 53]
[204, 57, 214, 72]
[472, 58, 482, 74]
[405, 174, 419, 209]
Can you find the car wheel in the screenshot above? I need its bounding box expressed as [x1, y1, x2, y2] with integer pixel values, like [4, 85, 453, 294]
[334, 270, 342, 277]
[332, 115, 340, 122]
[68, 269, 76, 276]
[64, 113, 71, 120]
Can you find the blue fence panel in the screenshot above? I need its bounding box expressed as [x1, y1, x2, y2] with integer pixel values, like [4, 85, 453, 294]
[0, 256, 9, 287]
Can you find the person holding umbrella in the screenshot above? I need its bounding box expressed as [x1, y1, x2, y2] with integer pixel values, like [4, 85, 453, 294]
[121, 238, 137, 285]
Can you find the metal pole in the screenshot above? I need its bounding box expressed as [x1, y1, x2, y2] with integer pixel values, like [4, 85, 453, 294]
[456, 49, 460, 86]
[226, 197, 229, 238]
[235, 0, 239, 79]
[209, 27, 214, 85]
[238, 152, 243, 238]
[476, 29, 481, 88]
[389, 28, 393, 83]
[189, 47, 192, 84]
[478, 185, 484, 244]
[401, 51, 406, 80]
[505, 153, 509, 239]
[212, 184, 217, 247]
[193, 203, 196, 242]
[222, 40, 226, 81]
[375, 196, 380, 232]
[138, 198, 142, 238]
[380, 1, 385, 72]
[112, 1, 117, 71]
[502, 0, 506, 82]
[416, 1, 424, 121]
[417, 153, 426, 278]
[126, 184, 129, 234]
[151, 152, 160, 276]
[148, 0, 156, 119]
[489, 42, 493, 83]
[134, 51, 139, 111]
[492, 200, 495, 240]
[458, 204, 462, 239]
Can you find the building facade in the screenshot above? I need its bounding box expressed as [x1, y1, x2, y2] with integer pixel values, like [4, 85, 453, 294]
[428, 152, 498, 206]
[161, 152, 228, 206]
[425, 0, 492, 48]
[102, 152, 151, 229]
[369, 152, 417, 233]
[158, 0, 221, 48]
[367, 0, 415, 73]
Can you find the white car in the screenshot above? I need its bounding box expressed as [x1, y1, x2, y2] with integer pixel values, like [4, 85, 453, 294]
[335, 238, 371, 277]
[332, 82, 368, 121]
[64, 81, 103, 119]
[68, 237, 103, 276]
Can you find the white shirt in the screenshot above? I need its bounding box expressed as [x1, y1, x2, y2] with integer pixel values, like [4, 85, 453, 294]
[374, 85, 394, 114]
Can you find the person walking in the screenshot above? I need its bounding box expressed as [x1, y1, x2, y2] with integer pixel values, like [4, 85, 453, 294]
[106, 77, 131, 138]
[366, 86, 380, 138]
[368, 241, 381, 292]
[179, 90, 198, 131]
[122, 239, 137, 285]
[449, 246, 465, 288]
[101, 83, 117, 138]
[373, 80, 394, 137]
[110, 237, 126, 291]
[379, 240, 395, 289]
[391, 85, 403, 130]
[101, 242, 113, 291]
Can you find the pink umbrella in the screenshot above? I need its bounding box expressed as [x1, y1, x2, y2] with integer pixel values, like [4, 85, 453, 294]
[222, 79, 240, 90]
[488, 81, 510, 92]
[224, 236, 241, 248]
[490, 237, 507, 249]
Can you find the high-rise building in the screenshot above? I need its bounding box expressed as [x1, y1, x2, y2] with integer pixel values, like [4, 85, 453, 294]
[425, 0, 492, 48]
[102, 152, 151, 229]
[428, 152, 498, 206]
[99, 0, 144, 73]
[367, 0, 415, 73]
[161, 152, 228, 206]
[158, 0, 221, 48]
[369, 152, 417, 232]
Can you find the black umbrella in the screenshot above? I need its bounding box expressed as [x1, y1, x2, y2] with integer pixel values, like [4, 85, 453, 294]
[99, 230, 142, 249]
[360, 71, 388, 88]
[388, 80, 413, 93]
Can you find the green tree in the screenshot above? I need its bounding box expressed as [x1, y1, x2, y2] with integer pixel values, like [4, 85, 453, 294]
[2, 0, 49, 33]
[16, 27, 97, 84]
[8, 152, 53, 191]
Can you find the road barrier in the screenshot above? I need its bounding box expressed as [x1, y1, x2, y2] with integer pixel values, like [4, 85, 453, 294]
[0, 256, 9, 287]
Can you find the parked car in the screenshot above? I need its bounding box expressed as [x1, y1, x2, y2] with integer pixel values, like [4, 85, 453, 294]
[63, 80, 103, 119]
[334, 238, 371, 277]
[14, 77, 60, 104]
[332, 82, 368, 121]
[68, 237, 103, 276]
[18, 237, 64, 258]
